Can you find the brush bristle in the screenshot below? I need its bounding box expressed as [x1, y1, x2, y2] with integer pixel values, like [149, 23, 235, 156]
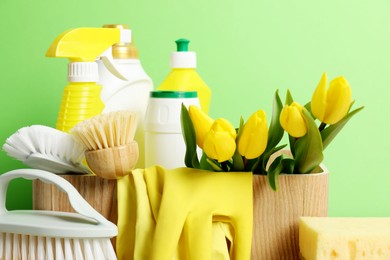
[2, 125, 86, 164]
[0, 232, 116, 260]
[71, 111, 138, 151]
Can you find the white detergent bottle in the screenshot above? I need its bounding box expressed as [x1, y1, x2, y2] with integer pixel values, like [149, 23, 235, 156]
[97, 24, 153, 169]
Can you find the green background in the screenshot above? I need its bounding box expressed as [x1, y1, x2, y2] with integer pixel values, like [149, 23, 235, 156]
[0, 0, 387, 216]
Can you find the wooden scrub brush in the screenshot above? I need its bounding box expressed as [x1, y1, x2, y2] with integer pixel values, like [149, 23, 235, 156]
[71, 111, 139, 179]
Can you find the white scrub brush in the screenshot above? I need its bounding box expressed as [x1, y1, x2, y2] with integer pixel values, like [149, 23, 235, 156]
[2, 125, 90, 174]
[71, 111, 139, 179]
[0, 168, 117, 259]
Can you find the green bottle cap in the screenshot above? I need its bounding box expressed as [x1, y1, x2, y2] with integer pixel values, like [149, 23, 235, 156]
[175, 39, 190, 52]
[150, 91, 198, 98]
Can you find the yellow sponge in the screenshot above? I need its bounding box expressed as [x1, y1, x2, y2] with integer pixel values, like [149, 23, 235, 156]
[299, 217, 390, 259]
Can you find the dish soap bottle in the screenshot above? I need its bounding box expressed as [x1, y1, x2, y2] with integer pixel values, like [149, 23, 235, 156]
[97, 24, 153, 168]
[158, 39, 211, 113]
[46, 27, 132, 132]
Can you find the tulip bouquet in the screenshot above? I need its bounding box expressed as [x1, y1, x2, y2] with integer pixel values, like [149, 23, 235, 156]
[180, 73, 363, 190]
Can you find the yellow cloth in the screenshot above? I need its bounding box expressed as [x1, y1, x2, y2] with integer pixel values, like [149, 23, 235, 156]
[116, 166, 253, 260]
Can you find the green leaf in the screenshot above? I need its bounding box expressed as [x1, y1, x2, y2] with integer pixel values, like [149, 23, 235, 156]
[180, 103, 199, 168]
[294, 108, 324, 173]
[260, 144, 287, 172]
[266, 90, 284, 152]
[238, 116, 244, 135]
[289, 135, 296, 157]
[232, 148, 245, 171]
[247, 157, 260, 173]
[281, 157, 295, 174]
[192, 152, 201, 169]
[267, 155, 283, 191]
[286, 89, 294, 105]
[250, 144, 286, 174]
[321, 106, 364, 150]
[199, 152, 215, 171]
[231, 116, 246, 171]
[304, 102, 315, 119]
[206, 158, 223, 171]
[267, 153, 296, 191]
[285, 89, 297, 156]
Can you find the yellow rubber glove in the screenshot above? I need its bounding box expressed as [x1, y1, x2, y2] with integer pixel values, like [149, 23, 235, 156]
[144, 166, 253, 260]
[116, 166, 252, 260]
[116, 169, 156, 260]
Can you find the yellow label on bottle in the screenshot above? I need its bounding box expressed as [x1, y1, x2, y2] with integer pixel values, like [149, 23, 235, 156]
[158, 69, 211, 114]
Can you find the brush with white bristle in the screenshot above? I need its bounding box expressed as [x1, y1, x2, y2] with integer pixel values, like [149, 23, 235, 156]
[71, 111, 139, 179]
[2, 125, 90, 174]
[0, 169, 117, 260]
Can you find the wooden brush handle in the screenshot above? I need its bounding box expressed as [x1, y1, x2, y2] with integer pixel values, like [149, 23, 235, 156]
[85, 141, 139, 179]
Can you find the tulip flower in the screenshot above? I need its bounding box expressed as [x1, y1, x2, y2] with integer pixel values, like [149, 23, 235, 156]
[280, 102, 307, 138]
[203, 118, 237, 162]
[311, 73, 352, 125]
[237, 110, 268, 159]
[188, 105, 214, 148]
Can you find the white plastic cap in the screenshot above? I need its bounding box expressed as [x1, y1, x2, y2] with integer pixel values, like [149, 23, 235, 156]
[68, 62, 99, 82]
[120, 28, 132, 44]
[170, 52, 197, 68]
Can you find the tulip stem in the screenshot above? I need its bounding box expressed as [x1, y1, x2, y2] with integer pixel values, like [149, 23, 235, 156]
[319, 122, 327, 131]
[221, 161, 229, 171]
[243, 157, 248, 168]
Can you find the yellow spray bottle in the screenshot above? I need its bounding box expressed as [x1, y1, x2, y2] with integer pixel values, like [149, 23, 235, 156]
[46, 27, 131, 132]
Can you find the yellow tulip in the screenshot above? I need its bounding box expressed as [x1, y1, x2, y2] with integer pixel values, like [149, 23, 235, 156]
[237, 109, 268, 159]
[280, 102, 307, 138]
[311, 73, 352, 125]
[203, 118, 237, 162]
[188, 105, 214, 148]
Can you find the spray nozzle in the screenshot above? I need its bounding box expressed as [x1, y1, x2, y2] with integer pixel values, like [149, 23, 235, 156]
[175, 39, 190, 52]
[46, 27, 132, 81]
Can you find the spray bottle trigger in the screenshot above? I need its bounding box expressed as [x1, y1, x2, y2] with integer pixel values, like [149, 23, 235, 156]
[99, 47, 127, 81]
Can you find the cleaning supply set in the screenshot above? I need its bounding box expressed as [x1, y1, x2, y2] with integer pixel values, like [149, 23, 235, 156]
[0, 21, 377, 260]
[2, 25, 247, 260]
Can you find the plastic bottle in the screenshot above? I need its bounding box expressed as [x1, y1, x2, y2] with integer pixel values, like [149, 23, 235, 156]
[46, 27, 132, 132]
[55, 62, 104, 132]
[97, 24, 153, 169]
[144, 91, 200, 169]
[157, 39, 211, 113]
